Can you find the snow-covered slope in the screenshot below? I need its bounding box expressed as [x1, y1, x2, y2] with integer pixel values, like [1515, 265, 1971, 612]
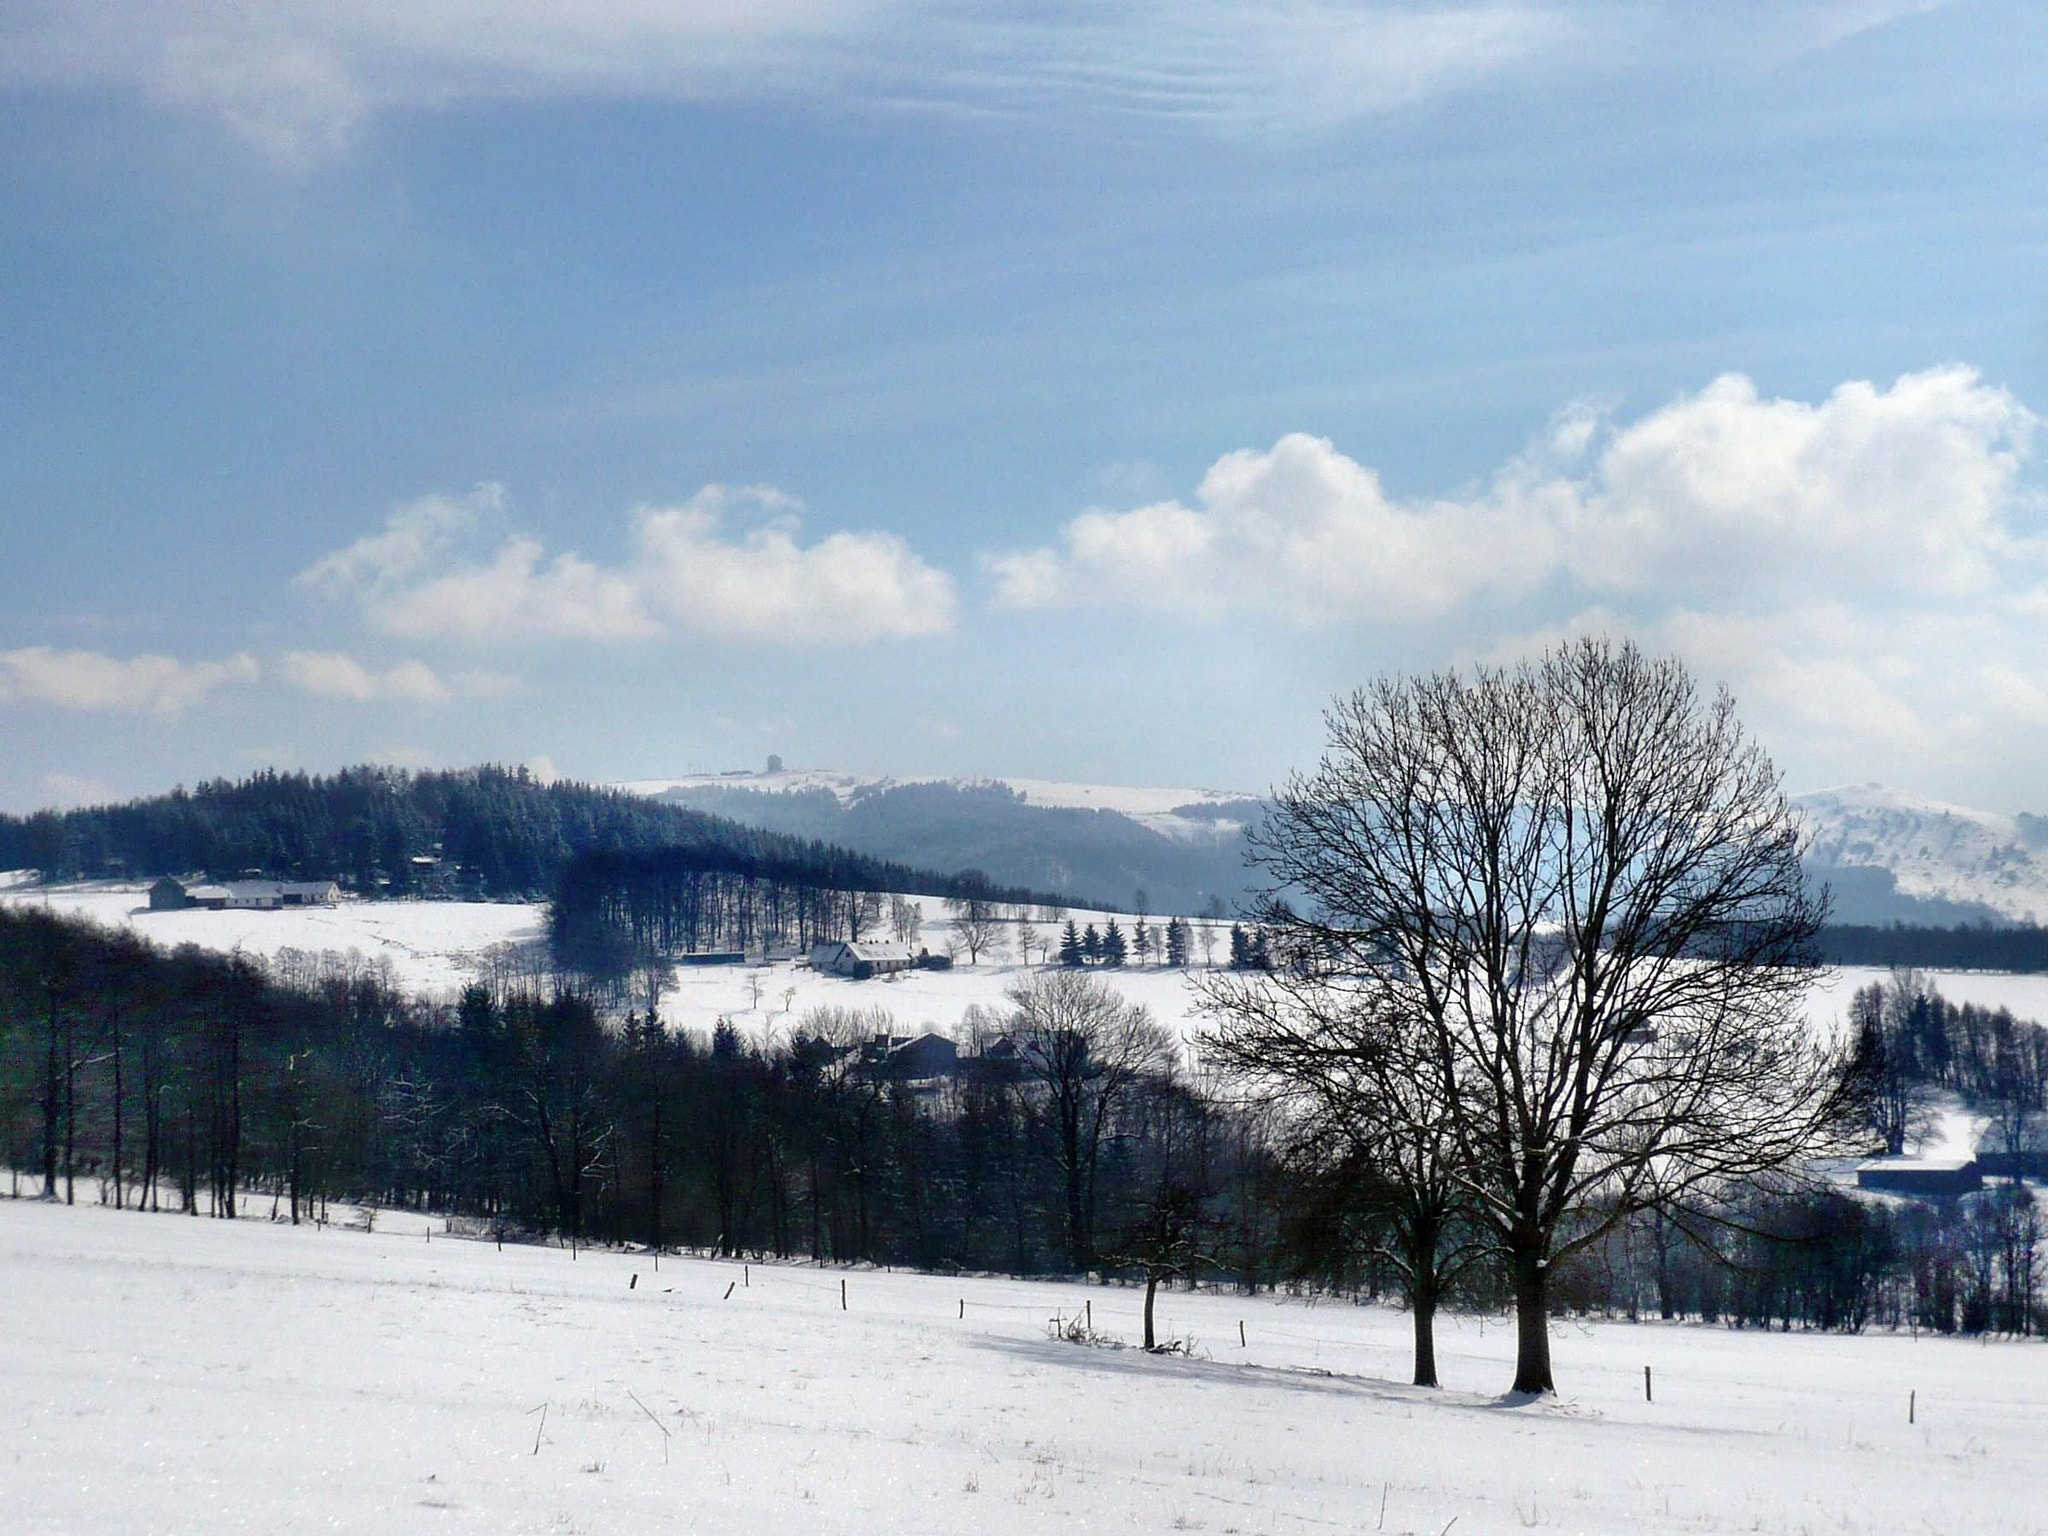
[1794, 783, 2048, 925]
[10, 1197, 2048, 1534]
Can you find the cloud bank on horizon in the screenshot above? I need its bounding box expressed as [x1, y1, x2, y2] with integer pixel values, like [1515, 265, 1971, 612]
[12, 363, 2045, 807]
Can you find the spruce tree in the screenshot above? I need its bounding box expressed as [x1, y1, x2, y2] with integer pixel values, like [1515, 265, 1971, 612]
[1058, 919, 1085, 968]
[1102, 919, 1127, 968]
[1083, 924, 1103, 963]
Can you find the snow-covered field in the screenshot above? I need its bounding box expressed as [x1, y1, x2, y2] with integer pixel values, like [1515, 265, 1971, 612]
[5, 1195, 2045, 1535]
[0, 879, 547, 998]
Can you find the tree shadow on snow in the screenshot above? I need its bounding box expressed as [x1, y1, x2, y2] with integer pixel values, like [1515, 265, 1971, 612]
[970, 1334, 1601, 1420]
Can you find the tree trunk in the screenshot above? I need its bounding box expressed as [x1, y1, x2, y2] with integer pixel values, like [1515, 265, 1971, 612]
[110, 1015, 125, 1211]
[40, 983, 61, 1199]
[63, 1012, 77, 1205]
[1411, 1284, 1440, 1388]
[1510, 1246, 1554, 1395]
[1062, 1108, 1088, 1273]
[1653, 1214, 1676, 1321]
[1144, 1270, 1160, 1350]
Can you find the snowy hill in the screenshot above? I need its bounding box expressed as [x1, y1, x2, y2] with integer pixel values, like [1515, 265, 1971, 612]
[1793, 783, 2048, 925]
[625, 769, 2048, 928]
[615, 766, 1260, 844]
[615, 769, 1265, 913]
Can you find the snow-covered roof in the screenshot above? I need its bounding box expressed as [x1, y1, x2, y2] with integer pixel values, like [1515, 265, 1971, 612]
[845, 941, 913, 963]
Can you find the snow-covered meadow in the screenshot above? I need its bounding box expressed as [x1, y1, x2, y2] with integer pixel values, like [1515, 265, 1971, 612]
[0, 877, 548, 998]
[5, 1195, 2045, 1535]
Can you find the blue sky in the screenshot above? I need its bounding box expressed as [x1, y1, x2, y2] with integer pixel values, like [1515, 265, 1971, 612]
[3, 0, 2046, 813]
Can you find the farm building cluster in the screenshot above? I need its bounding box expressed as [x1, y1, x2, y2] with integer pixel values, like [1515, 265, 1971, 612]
[148, 876, 341, 912]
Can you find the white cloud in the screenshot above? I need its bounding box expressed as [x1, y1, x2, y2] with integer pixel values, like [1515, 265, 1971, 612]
[1568, 367, 2035, 600]
[991, 366, 2038, 623]
[300, 483, 956, 646]
[634, 487, 956, 643]
[987, 429, 1574, 622]
[295, 485, 499, 597]
[1477, 598, 2048, 799]
[372, 536, 660, 644]
[0, 647, 259, 715]
[279, 651, 465, 704]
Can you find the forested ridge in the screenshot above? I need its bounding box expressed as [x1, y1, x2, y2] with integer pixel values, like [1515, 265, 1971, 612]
[0, 765, 1081, 908]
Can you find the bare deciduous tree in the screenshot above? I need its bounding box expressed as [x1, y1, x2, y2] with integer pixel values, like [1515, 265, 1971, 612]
[947, 871, 1003, 966]
[1007, 969, 1175, 1272]
[1214, 637, 1861, 1395]
[1202, 969, 1482, 1386]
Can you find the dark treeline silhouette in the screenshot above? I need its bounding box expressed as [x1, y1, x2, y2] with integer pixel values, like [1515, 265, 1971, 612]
[1820, 923, 2048, 972]
[0, 907, 1262, 1280]
[0, 764, 1011, 902]
[4, 905, 2041, 1339]
[1280, 1171, 2044, 1340]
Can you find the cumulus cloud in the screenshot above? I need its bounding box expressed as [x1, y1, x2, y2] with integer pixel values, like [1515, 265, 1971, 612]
[12, 2, 1933, 164]
[1475, 596, 2048, 800]
[0, 647, 259, 715]
[1567, 368, 2035, 600]
[372, 537, 660, 644]
[634, 487, 957, 643]
[991, 367, 2038, 623]
[300, 483, 955, 646]
[280, 651, 467, 704]
[296, 485, 499, 598]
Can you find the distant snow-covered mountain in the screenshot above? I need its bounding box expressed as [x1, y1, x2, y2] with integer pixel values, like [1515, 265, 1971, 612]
[1793, 783, 2048, 926]
[613, 768, 1266, 913]
[614, 769, 1261, 846]
[613, 769, 2045, 927]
